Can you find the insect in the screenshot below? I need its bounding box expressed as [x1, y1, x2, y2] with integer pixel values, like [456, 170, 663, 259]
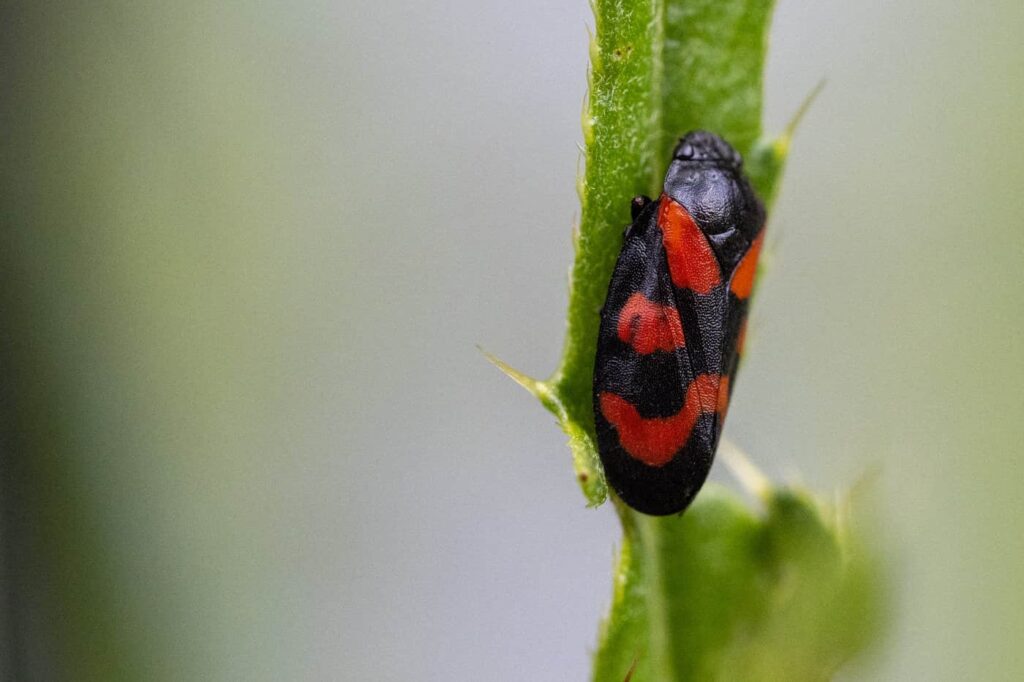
[593, 131, 766, 516]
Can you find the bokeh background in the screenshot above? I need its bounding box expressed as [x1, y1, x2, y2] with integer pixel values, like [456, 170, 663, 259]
[1, 1, 1022, 680]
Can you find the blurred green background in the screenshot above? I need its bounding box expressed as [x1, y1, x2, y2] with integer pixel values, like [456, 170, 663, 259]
[1, 1, 1022, 680]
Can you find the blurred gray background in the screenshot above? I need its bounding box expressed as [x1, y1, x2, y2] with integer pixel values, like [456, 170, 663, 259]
[1, 1, 1022, 680]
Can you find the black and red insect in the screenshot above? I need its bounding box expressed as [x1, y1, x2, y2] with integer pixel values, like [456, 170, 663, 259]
[593, 131, 766, 516]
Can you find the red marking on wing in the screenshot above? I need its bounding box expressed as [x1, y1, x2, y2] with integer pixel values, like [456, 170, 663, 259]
[616, 292, 685, 354]
[717, 375, 730, 416]
[730, 232, 764, 300]
[599, 374, 724, 468]
[658, 196, 721, 295]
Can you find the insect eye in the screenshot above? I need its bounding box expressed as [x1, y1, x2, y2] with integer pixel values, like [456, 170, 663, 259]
[678, 143, 694, 159]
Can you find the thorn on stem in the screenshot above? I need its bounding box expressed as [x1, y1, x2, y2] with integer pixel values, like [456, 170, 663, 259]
[776, 79, 826, 156]
[479, 346, 548, 402]
[719, 438, 771, 501]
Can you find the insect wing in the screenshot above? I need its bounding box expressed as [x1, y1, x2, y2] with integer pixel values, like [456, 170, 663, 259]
[593, 198, 712, 516]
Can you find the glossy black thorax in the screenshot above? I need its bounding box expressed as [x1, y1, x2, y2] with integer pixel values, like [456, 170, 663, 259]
[664, 134, 764, 273]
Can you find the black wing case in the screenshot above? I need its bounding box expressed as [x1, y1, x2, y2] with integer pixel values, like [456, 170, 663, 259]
[593, 197, 714, 516]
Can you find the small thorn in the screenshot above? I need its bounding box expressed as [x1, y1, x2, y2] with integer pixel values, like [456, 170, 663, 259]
[719, 438, 771, 501]
[479, 346, 547, 400]
[776, 79, 826, 156]
[836, 462, 882, 520]
[848, 461, 883, 500]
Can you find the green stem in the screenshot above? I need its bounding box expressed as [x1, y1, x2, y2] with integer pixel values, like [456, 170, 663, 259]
[636, 515, 678, 681]
[552, 0, 666, 419]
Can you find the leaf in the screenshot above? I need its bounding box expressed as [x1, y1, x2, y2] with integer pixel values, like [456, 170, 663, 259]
[659, 0, 775, 162]
[592, 484, 884, 682]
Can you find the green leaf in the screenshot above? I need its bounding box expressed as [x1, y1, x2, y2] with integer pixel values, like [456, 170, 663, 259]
[593, 482, 883, 682]
[659, 0, 775, 162]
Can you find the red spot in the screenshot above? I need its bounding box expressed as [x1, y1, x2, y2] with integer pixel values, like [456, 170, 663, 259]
[717, 375, 731, 416]
[692, 373, 723, 414]
[658, 196, 721, 295]
[599, 374, 725, 467]
[616, 292, 685, 354]
[730, 232, 764, 300]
